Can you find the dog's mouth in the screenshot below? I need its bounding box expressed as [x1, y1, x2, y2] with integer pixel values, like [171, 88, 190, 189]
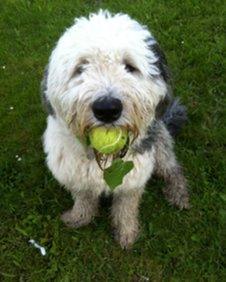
[84, 125, 138, 170]
[93, 136, 130, 170]
[66, 113, 139, 169]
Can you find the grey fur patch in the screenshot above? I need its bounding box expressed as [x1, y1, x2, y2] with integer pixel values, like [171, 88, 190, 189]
[155, 87, 172, 119]
[151, 42, 170, 82]
[145, 38, 172, 120]
[134, 120, 160, 154]
[41, 66, 55, 116]
[145, 37, 170, 82]
[162, 98, 187, 137]
[135, 98, 187, 154]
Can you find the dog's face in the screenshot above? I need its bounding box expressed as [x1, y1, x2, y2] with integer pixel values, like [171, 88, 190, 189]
[45, 11, 168, 141]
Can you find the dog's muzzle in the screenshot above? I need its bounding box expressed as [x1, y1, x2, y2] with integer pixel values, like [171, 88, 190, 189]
[92, 96, 123, 123]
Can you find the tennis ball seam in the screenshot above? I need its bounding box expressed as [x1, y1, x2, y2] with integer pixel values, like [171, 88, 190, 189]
[99, 128, 123, 152]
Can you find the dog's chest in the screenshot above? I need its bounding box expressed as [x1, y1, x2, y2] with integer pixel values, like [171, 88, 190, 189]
[44, 116, 155, 193]
[67, 140, 156, 193]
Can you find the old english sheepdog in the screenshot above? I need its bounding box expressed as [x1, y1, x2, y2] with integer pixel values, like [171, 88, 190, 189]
[41, 10, 189, 249]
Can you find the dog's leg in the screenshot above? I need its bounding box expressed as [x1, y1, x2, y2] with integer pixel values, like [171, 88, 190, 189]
[61, 190, 99, 228]
[111, 190, 142, 249]
[154, 123, 189, 209]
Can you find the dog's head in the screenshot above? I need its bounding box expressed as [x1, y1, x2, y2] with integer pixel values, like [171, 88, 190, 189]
[42, 10, 170, 144]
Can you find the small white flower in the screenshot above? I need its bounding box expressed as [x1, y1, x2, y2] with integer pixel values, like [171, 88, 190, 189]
[2, 65, 6, 69]
[139, 276, 149, 281]
[181, 40, 184, 44]
[15, 155, 19, 158]
[10, 106, 14, 110]
[17, 157, 22, 161]
[29, 239, 46, 256]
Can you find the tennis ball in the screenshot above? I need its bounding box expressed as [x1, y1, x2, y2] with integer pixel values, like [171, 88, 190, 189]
[88, 127, 128, 155]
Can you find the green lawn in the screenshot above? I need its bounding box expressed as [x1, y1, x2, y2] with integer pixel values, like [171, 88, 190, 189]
[0, 0, 225, 281]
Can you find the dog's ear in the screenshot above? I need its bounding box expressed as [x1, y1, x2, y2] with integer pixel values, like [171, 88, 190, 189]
[41, 65, 55, 116]
[146, 38, 172, 119]
[150, 42, 170, 83]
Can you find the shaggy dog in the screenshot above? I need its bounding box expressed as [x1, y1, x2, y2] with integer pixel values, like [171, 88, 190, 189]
[41, 10, 189, 249]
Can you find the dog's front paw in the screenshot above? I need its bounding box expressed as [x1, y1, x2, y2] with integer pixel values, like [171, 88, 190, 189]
[113, 225, 139, 249]
[61, 209, 93, 228]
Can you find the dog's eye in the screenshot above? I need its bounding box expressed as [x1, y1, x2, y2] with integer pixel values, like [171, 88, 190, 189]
[73, 60, 89, 77]
[125, 63, 138, 73]
[74, 65, 84, 76]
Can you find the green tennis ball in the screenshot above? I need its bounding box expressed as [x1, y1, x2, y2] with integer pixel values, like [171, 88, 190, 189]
[88, 127, 128, 155]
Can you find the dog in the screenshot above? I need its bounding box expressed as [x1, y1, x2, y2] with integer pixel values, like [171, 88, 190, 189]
[41, 10, 189, 249]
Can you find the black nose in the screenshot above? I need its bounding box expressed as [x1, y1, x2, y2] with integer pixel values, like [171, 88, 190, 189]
[92, 96, 123, 123]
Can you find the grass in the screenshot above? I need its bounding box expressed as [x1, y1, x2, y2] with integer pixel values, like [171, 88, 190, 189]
[0, 0, 225, 280]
